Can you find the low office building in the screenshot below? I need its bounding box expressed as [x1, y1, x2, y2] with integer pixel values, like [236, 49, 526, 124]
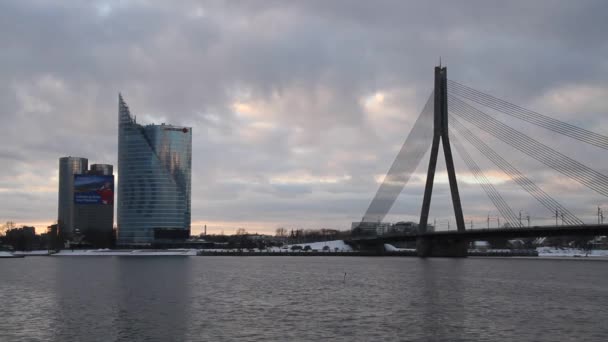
[58, 157, 114, 248]
[351, 221, 391, 236]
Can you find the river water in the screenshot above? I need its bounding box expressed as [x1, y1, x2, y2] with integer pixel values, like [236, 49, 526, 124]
[1, 256, 607, 341]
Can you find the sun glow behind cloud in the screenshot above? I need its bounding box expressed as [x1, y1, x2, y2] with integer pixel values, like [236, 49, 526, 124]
[269, 172, 352, 185]
[375, 171, 510, 186]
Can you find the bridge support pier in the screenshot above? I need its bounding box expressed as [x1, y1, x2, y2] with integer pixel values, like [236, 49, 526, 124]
[416, 237, 467, 257]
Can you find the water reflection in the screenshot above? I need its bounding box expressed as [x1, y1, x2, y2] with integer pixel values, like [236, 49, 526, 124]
[51, 257, 120, 341]
[115, 257, 191, 341]
[419, 259, 466, 341]
[2, 257, 608, 341]
[0, 258, 58, 341]
[49, 257, 192, 342]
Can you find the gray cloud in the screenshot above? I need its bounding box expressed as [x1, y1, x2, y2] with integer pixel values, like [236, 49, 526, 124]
[1, 0, 608, 233]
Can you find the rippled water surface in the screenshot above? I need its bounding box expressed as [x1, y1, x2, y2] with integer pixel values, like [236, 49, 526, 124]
[1, 256, 607, 341]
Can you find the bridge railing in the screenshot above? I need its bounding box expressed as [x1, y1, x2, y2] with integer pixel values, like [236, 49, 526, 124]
[351, 223, 608, 240]
[351, 227, 420, 239]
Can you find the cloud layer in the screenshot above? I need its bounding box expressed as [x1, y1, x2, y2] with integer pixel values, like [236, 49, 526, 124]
[1, 0, 608, 234]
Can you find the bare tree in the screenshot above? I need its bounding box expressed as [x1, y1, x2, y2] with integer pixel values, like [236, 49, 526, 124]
[1, 221, 16, 236]
[235, 228, 248, 236]
[275, 227, 287, 237]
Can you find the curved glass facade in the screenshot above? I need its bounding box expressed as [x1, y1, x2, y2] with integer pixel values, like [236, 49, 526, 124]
[117, 95, 192, 245]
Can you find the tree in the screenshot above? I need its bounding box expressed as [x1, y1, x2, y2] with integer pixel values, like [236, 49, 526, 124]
[1, 221, 16, 236]
[3, 226, 36, 251]
[235, 228, 248, 236]
[275, 227, 287, 237]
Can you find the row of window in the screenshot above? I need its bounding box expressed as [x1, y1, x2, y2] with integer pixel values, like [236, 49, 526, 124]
[118, 104, 191, 240]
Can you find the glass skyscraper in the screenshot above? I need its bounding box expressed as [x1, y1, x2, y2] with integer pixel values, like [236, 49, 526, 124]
[117, 95, 192, 246]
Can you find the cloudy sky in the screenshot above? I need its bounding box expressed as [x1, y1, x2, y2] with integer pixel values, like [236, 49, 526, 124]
[1, 0, 608, 234]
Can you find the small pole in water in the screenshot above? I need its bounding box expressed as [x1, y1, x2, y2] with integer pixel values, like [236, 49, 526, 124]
[343, 272, 347, 284]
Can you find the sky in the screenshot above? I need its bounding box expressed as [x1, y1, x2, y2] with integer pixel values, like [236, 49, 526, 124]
[1, 0, 608, 235]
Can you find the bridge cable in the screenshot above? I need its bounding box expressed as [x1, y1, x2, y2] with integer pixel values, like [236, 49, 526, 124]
[448, 80, 608, 150]
[449, 130, 521, 227]
[449, 114, 583, 225]
[448, 114, 584, 226]
[448, 80, 608, 148]
[449, 96, 608, 197]
[360, 91, 434, 224]
[449, 95, 608, 198]
[448, 97, 608, 196]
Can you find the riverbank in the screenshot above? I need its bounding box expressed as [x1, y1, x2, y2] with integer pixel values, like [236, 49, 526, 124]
[3, 249, 197, 256]
[0, 251, 24, 258]
[196, 249, 539, 257]
[536, 246, 608, 257]
[3, 249, 536, 257]
[197, 250, 417, 256]
[3, 246, 607, 258]
[53, 249, 197, 256]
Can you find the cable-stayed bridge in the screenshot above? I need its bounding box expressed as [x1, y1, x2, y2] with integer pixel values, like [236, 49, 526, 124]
[353, 66, 608, 257]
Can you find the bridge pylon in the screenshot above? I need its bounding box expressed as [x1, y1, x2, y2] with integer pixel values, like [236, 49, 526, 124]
[418, 66, 467, 257]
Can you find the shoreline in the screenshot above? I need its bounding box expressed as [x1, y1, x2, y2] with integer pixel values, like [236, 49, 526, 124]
[3, 247, 607, 259]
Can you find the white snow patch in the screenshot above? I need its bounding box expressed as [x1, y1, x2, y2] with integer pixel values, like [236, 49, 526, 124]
[384, 244, 416, 252]
[13, 250, 50, 256]
[537, 247, 608, 257]
[267, 240, 353, 252]
[53, 249, 197, 256]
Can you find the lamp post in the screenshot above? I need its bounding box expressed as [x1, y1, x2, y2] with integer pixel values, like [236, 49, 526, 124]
[519, 210, 523, 228]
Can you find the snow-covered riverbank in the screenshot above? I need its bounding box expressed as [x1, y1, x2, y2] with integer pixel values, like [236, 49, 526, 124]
[0, 251, 24, 258]
[536, 247, 608, 258]
[4, 245, 607, 258]
[53, 249, 197, 256]
[12, 250, 50, 256]
[284, 240, 354, 252]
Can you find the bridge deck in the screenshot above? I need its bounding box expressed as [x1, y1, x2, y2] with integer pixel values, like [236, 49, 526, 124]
[353, 224, 608, 243]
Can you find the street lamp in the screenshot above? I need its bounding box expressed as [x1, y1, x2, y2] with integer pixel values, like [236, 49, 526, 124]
[519, 210, 523, 228]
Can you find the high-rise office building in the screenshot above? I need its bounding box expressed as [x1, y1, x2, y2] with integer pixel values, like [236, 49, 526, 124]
[58, 157, 114, 247]
[117, 95, 192, 246]
[58, 156, 88, 238]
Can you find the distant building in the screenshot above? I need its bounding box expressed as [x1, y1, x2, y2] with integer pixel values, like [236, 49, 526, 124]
[117, 95, 192, 246]
[392, 221, 435, 234]
[351, 221, 434, 236]
[351, 221, 391, 236]
[58, 157, 114, 247]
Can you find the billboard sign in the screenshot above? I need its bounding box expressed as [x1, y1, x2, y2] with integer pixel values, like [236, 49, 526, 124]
[74, 175, 114, 205]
